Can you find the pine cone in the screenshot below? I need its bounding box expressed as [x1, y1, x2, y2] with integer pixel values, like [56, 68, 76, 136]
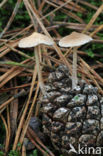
[41, 65, 103, 155]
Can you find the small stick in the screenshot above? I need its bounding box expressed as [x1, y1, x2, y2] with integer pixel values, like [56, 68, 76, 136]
[0, 0, 22, 38]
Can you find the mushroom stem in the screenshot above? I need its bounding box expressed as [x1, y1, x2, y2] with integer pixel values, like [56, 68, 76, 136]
[72, 47, 78, 89]
[34, 46, 45, 95]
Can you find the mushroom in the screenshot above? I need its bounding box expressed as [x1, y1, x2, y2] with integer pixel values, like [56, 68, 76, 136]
[18, 32, 54, 94]
[59, 31, 93, 89]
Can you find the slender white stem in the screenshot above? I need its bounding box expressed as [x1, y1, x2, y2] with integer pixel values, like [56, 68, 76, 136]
[72, 47, 78, 89]
[34, 46, 45, 95]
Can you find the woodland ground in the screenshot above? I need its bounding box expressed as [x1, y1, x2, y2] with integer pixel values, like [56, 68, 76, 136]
[0, 0, 103, 156]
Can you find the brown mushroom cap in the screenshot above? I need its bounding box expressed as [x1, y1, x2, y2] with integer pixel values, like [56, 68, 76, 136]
[59, 31, 93, 47]
[18, 32, 54, 48]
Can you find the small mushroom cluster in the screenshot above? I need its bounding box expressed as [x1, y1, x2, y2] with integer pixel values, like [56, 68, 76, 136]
[18, 31, 93, 93]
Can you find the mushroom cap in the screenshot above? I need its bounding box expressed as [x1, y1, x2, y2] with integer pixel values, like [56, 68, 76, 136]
[59, 31, 93, 47]
[18, 32, 54, 48]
